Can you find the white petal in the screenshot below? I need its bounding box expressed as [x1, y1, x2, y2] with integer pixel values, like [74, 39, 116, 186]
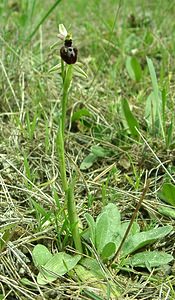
[59, 24, 67, 38]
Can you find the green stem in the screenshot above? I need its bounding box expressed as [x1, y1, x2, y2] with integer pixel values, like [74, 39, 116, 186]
[61, 88, 68, 137]
[57, 124, 68, 192]
[57, 60, 82, 252]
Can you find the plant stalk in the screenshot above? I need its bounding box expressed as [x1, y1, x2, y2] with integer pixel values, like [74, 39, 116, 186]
[57, 125, 68, 192]
[58, 60, 82, 252]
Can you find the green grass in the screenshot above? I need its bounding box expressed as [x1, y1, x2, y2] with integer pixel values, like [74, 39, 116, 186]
[0, 0, 175, 299]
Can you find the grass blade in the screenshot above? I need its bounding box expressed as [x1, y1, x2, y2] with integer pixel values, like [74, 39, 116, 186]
[146, 57, 165, 138]
[24, 0, 62, 45]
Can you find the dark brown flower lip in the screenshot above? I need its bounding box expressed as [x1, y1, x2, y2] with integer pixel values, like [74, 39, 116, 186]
[60, 46, 78, 64]
[60, 39, 78, 64]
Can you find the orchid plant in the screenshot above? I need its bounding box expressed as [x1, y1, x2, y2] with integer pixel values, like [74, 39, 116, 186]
[56, 24, 86, 253]
[46, 24, 86, 252]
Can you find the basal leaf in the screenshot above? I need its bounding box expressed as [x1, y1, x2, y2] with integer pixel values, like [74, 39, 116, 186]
[158, 182, 175, 207]
[32, 244, 52, 267]
[112, 221, 140, 249]
[121, 225, 173, 257]
[95, 212, 109, 253]
[96, 204, 120, 253]
[37, 252, 81, 285]
[79, 257, 104, 279]
[71, 108, 91, 122]
[127, 251, 173, 268]
[158, 205, 175, 219]
[75, 258, 121, 299]
[91, 145, 111, 158]
[101, 242, 116, 260]
[126, 56, 142, 81]
[121, 99, 139, 138]
[80, 153, 97, 170]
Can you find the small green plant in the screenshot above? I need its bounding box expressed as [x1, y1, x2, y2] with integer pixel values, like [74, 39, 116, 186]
[148, 56, 174, 147]
[32, 24, 87, 279]
[55, 24, 84, 253]
[84, 202, 173, 269]
[145, 57, 165, 138]
[80, 144, 112, 170]
[32, 244, 81, 285]
[122, 57, 174, 148]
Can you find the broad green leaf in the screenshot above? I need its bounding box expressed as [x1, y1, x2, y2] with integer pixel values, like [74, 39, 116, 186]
[158, 182, 175, 207]
[80, 153, 97, 170]
[95, 212, 108, 253]
[96, 204, 120, 253]
[158, 205, 175, 219]
[84, 213, 96, 244]
[101, 242, 116, 260]
[32, 244, 52, 267]
[127, 251, 173, 268]
[121, 99, 139, 138]
[71, 108, 91, 122]
[112, 221, 140, 248]
[126, 56, 142, 81]
[75, 258, 121, 299]
[91, 145, 111, 158]
[121, 225, 172, 257]
[80, 257, 104, 279]
[102, 203, 120, 222]
[37, 252, 81, 285]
